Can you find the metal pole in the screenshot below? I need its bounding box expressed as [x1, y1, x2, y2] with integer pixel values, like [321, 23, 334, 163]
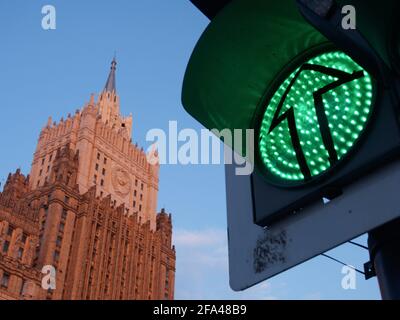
[368, 217, 400, 300]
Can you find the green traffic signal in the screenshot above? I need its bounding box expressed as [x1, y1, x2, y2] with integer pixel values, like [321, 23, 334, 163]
[185, 0, 400, 227]
[259, 51, 374, 185]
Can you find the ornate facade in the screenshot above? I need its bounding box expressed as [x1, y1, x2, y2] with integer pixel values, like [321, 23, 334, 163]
[0, 59, 175, 300]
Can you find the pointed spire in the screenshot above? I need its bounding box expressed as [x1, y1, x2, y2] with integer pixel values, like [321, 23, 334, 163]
[46, 116, 53, 127]
[89, 93, 95, 106]
[104, 56, 117, 93]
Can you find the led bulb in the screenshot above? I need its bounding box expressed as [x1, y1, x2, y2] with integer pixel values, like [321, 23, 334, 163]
[259, 51, 374, 185]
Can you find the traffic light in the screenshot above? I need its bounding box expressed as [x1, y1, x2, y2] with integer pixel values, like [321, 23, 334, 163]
[182, 0, 400, 225]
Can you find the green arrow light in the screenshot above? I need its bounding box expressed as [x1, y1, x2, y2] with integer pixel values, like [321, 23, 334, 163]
[259, 51, 374, 185]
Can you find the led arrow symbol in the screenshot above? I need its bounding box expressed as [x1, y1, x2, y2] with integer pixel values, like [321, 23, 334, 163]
[267, 64, 364, 180]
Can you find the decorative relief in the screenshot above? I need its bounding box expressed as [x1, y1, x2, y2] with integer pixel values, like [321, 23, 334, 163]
[23, 236, 39, 266]
[0, 221, 5, 252]
[111, 166, 131, 197]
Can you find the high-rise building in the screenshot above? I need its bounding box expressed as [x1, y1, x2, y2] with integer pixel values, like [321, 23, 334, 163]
[0, 59, 176, 300]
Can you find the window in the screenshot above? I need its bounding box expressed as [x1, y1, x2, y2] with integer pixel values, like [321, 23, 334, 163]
[139, 205, 142, 212]
[39, 169, 43, 176]
[141, 183, 144, 191]
[135, 179, 138, 187]
[140, 194, 143, 201]
[133, 201, 136, 208]
[56, 236, 62, 247]
[93, 175, 97, 184]
[7, 226, 14, 236]
[1, 273, 10, 288]
[102, 168, 106, 175]
[104, 158, 107, 165]
[59, 222, 65, 233]
[41, 158, 45, 165]
[100, 179, 104, 186]
[100, 191, 103, 197]
[20, 280, 26, 296]
[134, 190, 137, 197]
[53, 250, 60, 263]
[97, 153, 101, 160]
[3, 240, 10, 253]
[62, 209, 68, 220]
[95, 163, 99, 171]
[22, 234, 27, 243]
[17, 247, 23, 259]
[64, 196, 70, 204]
[65, 173, 70, 185]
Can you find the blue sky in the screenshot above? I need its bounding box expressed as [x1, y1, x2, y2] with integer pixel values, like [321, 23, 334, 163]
[0, 0, 380, 299]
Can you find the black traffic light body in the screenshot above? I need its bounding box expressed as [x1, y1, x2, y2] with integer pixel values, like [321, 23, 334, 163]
[190, 0, 232, 20]
[183, 0, 400, 226]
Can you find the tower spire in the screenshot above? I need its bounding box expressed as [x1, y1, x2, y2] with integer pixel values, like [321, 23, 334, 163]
[104, 56, 117, 93]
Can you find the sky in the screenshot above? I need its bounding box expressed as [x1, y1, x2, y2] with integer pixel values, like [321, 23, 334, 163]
[0, 0, 381, 299]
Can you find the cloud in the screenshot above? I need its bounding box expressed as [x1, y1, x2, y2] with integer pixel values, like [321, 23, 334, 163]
[174, 228, 228, 271]
[173, 229, 226, 248]
[173, 228, 280, 300]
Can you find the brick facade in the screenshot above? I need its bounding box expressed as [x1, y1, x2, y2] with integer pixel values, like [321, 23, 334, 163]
[0, 59, 175, 300]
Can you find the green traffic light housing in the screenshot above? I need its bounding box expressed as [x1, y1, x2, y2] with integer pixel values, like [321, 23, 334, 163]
[182, 0, 329, 159]
[183, 0, 400, 225]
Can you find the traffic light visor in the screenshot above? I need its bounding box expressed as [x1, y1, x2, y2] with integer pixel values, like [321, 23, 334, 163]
[182, 0, 328, 156]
